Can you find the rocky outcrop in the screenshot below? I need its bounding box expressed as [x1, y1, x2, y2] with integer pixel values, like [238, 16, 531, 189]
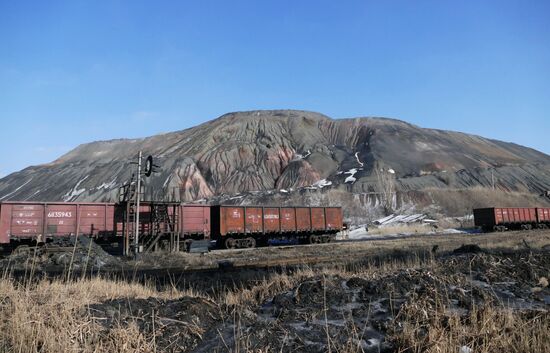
[1, 110, 549, 216]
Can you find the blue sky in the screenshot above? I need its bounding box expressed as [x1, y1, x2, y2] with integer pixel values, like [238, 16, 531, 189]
[1, 0, 549, 177]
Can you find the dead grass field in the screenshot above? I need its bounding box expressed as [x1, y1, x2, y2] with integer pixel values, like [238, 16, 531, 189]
[127, 229, 550, 271]
[1, 230, 549, 352]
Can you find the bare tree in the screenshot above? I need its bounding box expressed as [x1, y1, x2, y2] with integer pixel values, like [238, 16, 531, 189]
[375, 162, 396, 215]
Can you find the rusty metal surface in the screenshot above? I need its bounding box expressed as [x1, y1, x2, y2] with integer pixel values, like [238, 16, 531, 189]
[180, 205, 211, 237]
[325, 207, 343, 231]
[263, 207, 279, 233]
[244, 207, 262, 233]
[280, 207, 297, 232]
[475, 207, 538, 227]
[2, 202, 344, 246]
[310, 207, 326, 230]
[0, 202, 115, 243]
[295, 208, 311, 231]
[536, 207, 550, 222]
[497, 207, 537, 223]
[213, 205, 343, 237]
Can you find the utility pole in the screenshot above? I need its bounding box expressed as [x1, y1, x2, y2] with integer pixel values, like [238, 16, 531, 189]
[135, 151, 142, 256]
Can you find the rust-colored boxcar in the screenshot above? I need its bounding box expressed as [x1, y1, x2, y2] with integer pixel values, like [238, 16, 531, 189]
[210, 205, 343, 247]
[0, 201, 115, 244]
[180, 204, 211, 239]
[474, 207, 537, 231]
[536, 208, 550, 223]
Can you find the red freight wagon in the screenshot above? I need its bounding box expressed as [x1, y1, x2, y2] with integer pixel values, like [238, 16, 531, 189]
[0, 201, 116, 245]
[180, 204, 211, 238]
[280, 207, 297, 232]
[536, 208, 550, 224]
[210, 205, 343, 248]
[296, 208, 311, 231]
[473, 207, 537, 231]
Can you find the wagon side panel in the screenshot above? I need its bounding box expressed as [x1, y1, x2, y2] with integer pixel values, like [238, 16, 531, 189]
[79, 204, 108, 235]
[263, 207, 280, 233]
[296, 208, 311, 231]
[181, 205, 211, 238]
[220, 206, 245, 235]
[324, 207, 343, 231]
[245, 207, 263, 234]
[310, 207, 326, 231]
[45, 204, 77, 236]
[0, 204, 13, 243]
[10, 203, 44, 238]
[280, 207, 297, 232]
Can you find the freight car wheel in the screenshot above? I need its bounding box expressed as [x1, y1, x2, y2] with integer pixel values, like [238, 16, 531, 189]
[245, 237, 256, 248]
[308, 235, 320, 244]
[224, 237, 236, 249]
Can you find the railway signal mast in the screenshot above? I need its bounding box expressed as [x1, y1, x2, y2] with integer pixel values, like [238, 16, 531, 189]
[134, 152, 156, 256]
[122, 152, 158, 256]
[134, 151, 143, 256]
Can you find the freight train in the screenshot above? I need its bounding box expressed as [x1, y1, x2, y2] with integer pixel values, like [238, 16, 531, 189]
[474, 207, 550, 232]
[0, 201, 343, 254]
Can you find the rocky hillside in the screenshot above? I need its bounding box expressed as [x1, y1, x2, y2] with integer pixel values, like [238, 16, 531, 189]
[1, 110, 550, 218]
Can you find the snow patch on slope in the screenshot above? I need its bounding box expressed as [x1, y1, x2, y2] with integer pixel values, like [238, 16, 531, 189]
[96, 178, 117, 190]
[0, 177, 34, 201]
[292, 150, 311, 161]
[344, 168, 363, 183]
[310, 179, 332, 189]
[63, 175, 89, 201]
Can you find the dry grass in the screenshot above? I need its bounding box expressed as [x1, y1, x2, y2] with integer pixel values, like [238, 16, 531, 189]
[1, 236, 549, 352]
[394, 298, 550, 353]
[0, 275, 195, 353]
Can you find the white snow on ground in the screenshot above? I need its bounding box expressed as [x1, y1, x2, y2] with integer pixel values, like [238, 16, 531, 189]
[279, 189, 289, 193]
[387, 168, 395, 174]
[310, 179, 332, 189]
[63, 175, 89, 201]
[348, 227, 369, 238]
[354, 152, 364, 167]
[229, 194, 244, 200]
[162, 175, 172, 188]
[442, 228, 468, 234]
[0, 177, 34, 201]
[293, 150, 311, 161]
[423, 219, 438, 224]
[344, 168, 359, 183]
[346, 227, 467, 240]
[96, 178, 117, 190]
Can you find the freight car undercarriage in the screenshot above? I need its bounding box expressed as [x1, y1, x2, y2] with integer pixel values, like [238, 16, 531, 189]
[219, 232, 337, 250]
[484, 222, 549, 232]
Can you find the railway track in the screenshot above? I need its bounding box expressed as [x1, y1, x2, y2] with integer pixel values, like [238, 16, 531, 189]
[4, 229, 550, 287]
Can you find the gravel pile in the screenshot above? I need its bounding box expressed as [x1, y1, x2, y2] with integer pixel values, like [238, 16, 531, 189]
[0, 236, 121, 272]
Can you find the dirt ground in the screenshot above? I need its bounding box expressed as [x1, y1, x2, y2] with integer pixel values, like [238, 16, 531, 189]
[1, 230, 549, 352]
[2, 229, 550, 276]
[15, 247, 547, 353]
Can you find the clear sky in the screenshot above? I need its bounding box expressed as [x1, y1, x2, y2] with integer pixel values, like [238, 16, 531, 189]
[1, 0, 549, 177]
